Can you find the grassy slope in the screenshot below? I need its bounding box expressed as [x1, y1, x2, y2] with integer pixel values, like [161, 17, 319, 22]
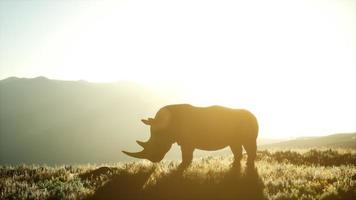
[1, 149, 355, 200]
[260, 133, 356, 149]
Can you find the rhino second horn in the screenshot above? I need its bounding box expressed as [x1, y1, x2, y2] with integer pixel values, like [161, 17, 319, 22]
[136, 140, 148, 148]
[122, 150, 147, 159]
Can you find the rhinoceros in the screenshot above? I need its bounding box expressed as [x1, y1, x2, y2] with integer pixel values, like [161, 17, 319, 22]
[122, 104, 258, 168]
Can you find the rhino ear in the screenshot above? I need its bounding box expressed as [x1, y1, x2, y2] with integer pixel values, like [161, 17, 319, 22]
[141, 118, 154, 125]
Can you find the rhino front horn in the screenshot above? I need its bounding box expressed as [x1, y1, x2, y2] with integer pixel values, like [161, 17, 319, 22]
[136, 140, 148, 148]
[122, 150, 147, 159]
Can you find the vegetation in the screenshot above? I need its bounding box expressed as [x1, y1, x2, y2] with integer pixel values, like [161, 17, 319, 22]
[1, 149, 355, 200]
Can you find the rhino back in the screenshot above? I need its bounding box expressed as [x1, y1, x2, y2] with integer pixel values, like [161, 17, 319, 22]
[164, 104, 258, 149]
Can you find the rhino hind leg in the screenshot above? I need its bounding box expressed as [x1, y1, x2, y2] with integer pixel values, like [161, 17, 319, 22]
[230, 144, 242, 167]
[243, 139, 257, 167]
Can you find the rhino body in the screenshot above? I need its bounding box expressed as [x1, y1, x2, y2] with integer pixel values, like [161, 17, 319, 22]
[123, 104, 258, 168]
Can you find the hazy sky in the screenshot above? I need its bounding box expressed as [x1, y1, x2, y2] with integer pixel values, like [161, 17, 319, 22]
[1, 0, 355, 138]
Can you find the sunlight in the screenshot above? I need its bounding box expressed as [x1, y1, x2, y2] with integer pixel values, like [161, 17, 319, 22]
[0, 0, 356, 200]
[45, 0, 354, 82]
[1, 1, 356, 198]
[55, 0, 355, 138]
[30, 0, 355, 83]
[1, 0, 355, 138]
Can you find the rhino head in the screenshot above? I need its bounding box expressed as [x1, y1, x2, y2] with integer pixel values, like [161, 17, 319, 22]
[122, 109, 174, 162]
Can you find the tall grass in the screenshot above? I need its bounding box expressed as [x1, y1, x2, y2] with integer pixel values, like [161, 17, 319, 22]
[1, 149, 355, 200]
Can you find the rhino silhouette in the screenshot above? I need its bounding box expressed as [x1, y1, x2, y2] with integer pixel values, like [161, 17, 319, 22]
[123, 104, 258, 169]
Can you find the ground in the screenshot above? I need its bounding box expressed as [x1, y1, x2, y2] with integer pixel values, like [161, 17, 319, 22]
[1, 149, 355, 200]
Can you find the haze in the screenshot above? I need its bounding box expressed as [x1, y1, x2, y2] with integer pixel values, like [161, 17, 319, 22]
[1, 0, 355, 138]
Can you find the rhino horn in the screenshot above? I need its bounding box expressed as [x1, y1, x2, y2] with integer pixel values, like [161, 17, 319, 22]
[141, 118, 155, 125]
[136, 140, 148, 148]
[122, 150, 147, 159]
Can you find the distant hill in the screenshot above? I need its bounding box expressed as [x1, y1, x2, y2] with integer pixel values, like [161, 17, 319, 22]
[0, 77, 180, 164]
[1, 77, 354, 164]
[260, 132, 356, 149]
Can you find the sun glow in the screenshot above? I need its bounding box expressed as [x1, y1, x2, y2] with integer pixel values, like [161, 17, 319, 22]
[1, 0, 355, 138]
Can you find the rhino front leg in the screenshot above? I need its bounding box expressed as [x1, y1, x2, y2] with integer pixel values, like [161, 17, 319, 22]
[178, 145, 194, 170]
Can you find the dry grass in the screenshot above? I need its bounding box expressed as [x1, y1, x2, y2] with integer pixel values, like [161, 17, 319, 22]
[1, 149, 355, 200]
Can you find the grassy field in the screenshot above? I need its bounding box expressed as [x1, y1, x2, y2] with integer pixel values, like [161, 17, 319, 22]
[1, 149, 355, 200]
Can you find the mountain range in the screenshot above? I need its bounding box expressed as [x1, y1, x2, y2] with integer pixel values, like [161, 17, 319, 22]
[0, 77, 180, 164]
[0, 77, 355, 164]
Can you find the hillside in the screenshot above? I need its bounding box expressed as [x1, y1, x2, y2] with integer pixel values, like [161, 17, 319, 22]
[0, 77, 179, 164]
[260, 132, 356, 149]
